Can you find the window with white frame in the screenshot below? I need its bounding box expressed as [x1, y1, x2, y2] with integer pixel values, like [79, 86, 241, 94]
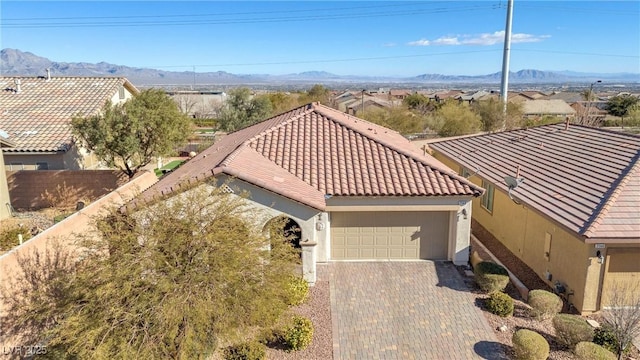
[481, 179, 494, 212]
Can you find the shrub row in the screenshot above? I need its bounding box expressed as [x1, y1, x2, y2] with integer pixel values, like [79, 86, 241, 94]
[527, 289, 562, 320]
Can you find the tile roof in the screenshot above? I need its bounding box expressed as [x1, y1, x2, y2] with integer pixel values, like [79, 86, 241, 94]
[0, 76, 137, 152]
[430, 124, 640, 241]
[143, 103, 483, 210]
[521, 99, 576, 116]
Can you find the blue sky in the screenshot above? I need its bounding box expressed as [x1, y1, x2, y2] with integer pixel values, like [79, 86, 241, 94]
[1, 1, 638, 77]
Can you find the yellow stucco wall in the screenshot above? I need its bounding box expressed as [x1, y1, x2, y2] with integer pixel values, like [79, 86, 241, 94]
[434, 151, 603, 313]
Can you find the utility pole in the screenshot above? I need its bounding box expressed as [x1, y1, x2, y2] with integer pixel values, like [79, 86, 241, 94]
[500, 0, 514, 122]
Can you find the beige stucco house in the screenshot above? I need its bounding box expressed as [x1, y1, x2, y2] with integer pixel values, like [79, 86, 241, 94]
[139, 103, 483, 284]
[0, 75, 138, 170]
[430, 123, 640, 314]
[0, 135, 16, 220]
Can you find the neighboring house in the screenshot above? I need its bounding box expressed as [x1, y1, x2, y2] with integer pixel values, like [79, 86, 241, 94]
[389, 89, 412, 100]
[346, 97, 392, 115]
[0, 75, 138, 170]
[429, 124, 640, 314]
[456, 90, 490, 104]
[0, 134, 16, 219]
[138, 103, 483, 284]
[521, 99, 576, 120]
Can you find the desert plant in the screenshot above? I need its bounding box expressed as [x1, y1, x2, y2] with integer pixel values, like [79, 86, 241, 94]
[594, 326, 628, 356]
[552, 314, 594, 348]
[223, 341, 266, 360]
[283, 315, 313, 351]
[486, 291, 514, 317]
[527, 289, 563, 320]
[601, 281, 640, 360]
[512, 329, 549, 360]
[474, 261, 509, 293]
[0, 225, 32, 251]
[285, 275, 309, 306]
[574, 342, 616, 360]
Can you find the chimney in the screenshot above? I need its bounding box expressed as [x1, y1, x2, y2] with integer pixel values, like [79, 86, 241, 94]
[46, 68, 51, 81]
[14, 79, 21, 94]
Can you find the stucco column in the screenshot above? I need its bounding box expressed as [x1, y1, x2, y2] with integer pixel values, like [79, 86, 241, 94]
[300, 239, 317, 285]
[451, 201, 472, 265]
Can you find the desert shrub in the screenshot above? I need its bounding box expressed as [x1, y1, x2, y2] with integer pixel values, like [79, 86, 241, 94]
[223, 341, 266, 360]
[474, 261, 509, 293]
[552, 314, 594, 348]
[574, 342, 616, 360]
[283, 315, 313, 351]
[0, 226, 32, 251]
[285, 275, 309, 306]
[486, 291, 514, 317]
[594, 326, 629, 355]
[512, 329, 549, 360]
[527, 289, 563, 320]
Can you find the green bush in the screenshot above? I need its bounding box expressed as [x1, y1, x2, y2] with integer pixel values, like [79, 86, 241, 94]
[574, 342, 616, 360]
[0, 226, 32, 251]
[527, 289, 563, 320]
[223, 341, 266, 360]
[286, 275, 309, 306]
[283, 315, 314, 351]
[512, 329, 549, 360]
[486, 291, 514, 317]
[594, 326, 628, 355]
[552, 314, 594, 348]
[474, 261, 509, 293]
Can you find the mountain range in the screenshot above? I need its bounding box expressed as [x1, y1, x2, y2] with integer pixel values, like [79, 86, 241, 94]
[1, 48, 638, 87]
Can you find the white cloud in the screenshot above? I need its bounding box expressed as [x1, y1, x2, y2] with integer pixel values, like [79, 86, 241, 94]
[407, 39, 430, 46]
[433, 36, 461, 45]
[408, 30, 550, 46]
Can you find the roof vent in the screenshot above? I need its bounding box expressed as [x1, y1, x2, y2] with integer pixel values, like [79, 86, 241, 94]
[14, 79, 21, 94]
[46, 68, 51, 81]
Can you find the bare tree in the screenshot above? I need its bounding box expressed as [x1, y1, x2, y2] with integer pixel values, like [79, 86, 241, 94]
[173, 94, 199, 116]
[602, 281, 640, 360]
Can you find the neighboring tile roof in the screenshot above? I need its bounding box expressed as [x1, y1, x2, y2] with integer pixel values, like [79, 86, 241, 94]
[521, 99, 576, 116]
[430, 124, 640, 241]
[143, 103, 483, 210]
[0, 76, 137, 152]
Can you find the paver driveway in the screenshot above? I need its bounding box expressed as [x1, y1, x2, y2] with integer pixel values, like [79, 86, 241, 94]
[329, 261, 505, 360]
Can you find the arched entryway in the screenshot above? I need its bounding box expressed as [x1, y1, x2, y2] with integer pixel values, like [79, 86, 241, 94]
[264, 215, 303, 257]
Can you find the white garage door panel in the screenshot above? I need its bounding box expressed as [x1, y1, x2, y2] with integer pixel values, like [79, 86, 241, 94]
[331, 211, 449, 260]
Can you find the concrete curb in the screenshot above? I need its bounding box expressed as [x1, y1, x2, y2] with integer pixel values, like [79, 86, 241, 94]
[471, 234, 530, 301]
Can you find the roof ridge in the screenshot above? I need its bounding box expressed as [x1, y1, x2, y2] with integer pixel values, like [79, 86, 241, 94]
[312, 104, 482, 194]
[582, 151, 640, 237]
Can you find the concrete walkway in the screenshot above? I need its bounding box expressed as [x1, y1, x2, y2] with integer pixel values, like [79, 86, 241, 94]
[329, 261, 506, 360]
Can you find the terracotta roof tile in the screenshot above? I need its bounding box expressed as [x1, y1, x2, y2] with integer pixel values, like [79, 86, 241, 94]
[145, 103, 482, 209]
[0, 76, 137, 152]
[430, 124, 640, 240]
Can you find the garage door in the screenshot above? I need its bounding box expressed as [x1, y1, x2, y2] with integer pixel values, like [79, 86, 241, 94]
[331, 211, 449, 260]
[601, 247, 640, 307]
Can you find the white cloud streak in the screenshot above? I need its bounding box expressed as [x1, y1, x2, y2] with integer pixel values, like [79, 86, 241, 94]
[408, 30, 550, 46]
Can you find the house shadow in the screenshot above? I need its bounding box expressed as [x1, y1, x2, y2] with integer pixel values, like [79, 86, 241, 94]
[473, 341, 511, 360]
[433, 260, 474, 293]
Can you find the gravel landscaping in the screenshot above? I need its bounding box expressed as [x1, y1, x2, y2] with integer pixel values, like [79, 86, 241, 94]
[470, 228, 640, 360]
[268, 277, 332, 360]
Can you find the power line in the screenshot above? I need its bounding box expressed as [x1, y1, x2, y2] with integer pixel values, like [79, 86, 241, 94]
[141, 48, 638, 70]
[3, 2, 485, 21]
[2, 4, 500, 28]
[148, 49, 502, 69]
